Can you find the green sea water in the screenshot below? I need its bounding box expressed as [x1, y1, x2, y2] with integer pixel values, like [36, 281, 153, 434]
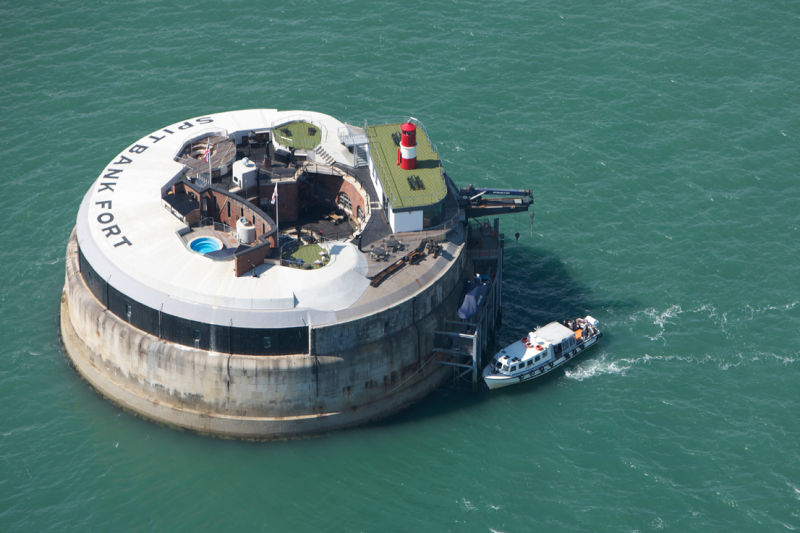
[2, 1, 799, 531]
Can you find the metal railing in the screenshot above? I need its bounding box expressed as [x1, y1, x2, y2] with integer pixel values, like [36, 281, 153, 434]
[194, 217, 235, 236]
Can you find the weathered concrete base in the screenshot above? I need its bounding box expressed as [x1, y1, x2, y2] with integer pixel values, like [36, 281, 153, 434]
[60, 230, 461, 439]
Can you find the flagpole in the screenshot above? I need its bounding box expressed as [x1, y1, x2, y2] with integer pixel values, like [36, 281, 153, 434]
[203, 139, 212, 186]
[272, 182, 280, 252]
[276, 183, 279, 242]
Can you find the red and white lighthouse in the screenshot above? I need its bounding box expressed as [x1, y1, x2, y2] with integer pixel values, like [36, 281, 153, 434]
[397, 122, 417, 170]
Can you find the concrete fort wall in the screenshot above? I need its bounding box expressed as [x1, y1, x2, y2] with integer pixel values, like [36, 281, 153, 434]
[61, 229, 467, 439]
[309, 246, 468, 413]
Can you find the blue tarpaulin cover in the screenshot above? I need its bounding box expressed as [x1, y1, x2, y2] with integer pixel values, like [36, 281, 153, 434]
[458, 283, 489, 319]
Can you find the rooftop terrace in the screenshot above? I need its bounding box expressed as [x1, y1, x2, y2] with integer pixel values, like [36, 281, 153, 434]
[367, 123, 448, 211]
[77, 109, 470, 330]
[272, 120, 322, 150]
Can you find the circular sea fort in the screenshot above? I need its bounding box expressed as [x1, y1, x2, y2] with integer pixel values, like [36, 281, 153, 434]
[61, 109, 521, 438]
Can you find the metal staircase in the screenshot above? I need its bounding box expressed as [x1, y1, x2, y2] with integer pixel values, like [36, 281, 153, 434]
[354, 145, 369, 168]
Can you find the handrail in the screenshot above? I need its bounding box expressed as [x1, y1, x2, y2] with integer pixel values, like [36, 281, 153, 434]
[194, 217, 235, 237]
[406, 116, 443, 171]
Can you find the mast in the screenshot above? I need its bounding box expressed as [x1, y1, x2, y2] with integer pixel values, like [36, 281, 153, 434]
[271, 183, 279, 247]
[203, 139, 212, 186]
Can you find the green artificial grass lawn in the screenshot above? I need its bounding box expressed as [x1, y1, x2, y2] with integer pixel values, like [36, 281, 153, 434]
[366, 123, 447, 210]
[283, 243, 328, 268]
[272, 121, 321, 150]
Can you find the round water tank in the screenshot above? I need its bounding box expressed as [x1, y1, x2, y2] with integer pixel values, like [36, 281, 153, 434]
[236, 216, 256, 244]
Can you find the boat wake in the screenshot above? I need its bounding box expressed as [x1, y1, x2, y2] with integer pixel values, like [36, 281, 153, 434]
[564, 353, 630, 381]
[631, 304, 684, 342]
[628, 300, 800, 344]
[565, 352, 702, 381]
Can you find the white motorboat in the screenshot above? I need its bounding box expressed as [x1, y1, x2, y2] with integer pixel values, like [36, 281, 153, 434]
[482, 316, 601, 390]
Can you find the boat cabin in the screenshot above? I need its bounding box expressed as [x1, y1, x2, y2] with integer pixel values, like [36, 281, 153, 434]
[491, 322, 577, 375]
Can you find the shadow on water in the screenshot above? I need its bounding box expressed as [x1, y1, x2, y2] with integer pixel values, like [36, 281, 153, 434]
[375, 243, 628, 430]
[501, 245, 605, 328]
